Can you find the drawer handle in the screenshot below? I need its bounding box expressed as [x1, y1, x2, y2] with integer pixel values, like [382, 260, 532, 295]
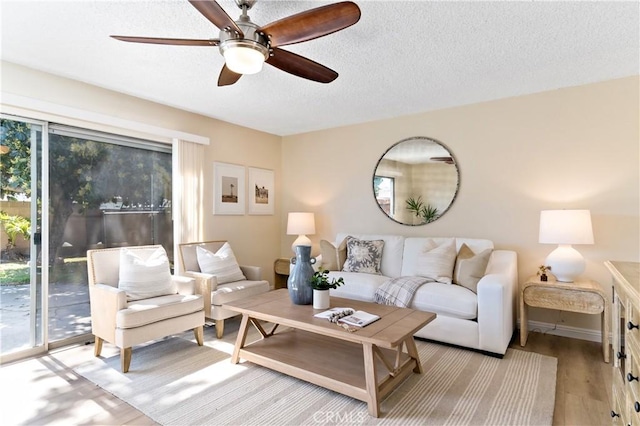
[617, 351, 626, 360]
[628, 321, 639, 331]
[611, 410, 620, 418]
[635, 401, 640, 413]
[628, 372, 639, 382]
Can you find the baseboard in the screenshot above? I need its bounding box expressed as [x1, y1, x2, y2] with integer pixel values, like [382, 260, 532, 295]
[519, 319, 611, 343]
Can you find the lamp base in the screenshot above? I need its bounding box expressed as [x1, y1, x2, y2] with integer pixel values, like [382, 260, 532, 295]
[545, 244, 585, 283]
[291, 235, 311, 253]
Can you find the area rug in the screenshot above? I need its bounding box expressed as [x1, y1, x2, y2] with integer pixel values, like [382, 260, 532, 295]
[74, 332, 557, 426]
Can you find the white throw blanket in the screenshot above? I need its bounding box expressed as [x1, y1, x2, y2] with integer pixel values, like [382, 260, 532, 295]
[374, 276, 433, 307]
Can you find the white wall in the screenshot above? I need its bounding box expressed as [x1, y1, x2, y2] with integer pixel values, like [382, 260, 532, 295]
[281, 76, 640, 331]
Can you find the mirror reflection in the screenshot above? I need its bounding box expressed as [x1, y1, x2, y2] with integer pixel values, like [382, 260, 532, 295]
[373, 137, 459, 226]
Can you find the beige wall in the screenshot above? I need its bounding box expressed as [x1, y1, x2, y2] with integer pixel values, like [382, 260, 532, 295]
[3, 61, 639, 333]
[1, 61, 282, 286]
[282, 76, 640, 331]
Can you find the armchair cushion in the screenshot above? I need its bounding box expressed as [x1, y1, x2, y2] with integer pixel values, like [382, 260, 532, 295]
[118, 247, 175, 301]
[116, 293, 203, 329]
[196, 243, 246, 284]
[211, 280, 272, 306]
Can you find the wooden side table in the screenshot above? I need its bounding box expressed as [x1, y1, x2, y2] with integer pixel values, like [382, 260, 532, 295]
[520, 277, 610, 363]
[274, 257, 291, 289]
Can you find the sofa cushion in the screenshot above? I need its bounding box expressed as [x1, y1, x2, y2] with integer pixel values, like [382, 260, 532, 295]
[410, 282, 477, 320]
[415, 238, 457, 284]
[116, 293, 202, 328]
[319, 238, 347, 271]
[453, 243, 492, 293]
[401, 237, 494, 277]
[342, 236, 384, 275]
[328, 271, 390, 302]
[118, 246, 175, 301]
[196, 243, 246, 284]
[336, 233, 405, 277]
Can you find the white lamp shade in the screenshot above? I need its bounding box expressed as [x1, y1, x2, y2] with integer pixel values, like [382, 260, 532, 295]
[287, 212, 316, 236]
[539, 209, 594, 282]
[287, 212, 315, 251]
[539, 210, 594, 245]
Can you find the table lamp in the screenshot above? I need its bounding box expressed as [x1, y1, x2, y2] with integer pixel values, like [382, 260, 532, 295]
[538, 209, 594, 282]
[287, 212, 315, 252]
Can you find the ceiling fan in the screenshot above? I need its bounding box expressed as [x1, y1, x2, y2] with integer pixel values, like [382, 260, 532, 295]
[430, 157, 455, 164]
[111, 0, 361, 87]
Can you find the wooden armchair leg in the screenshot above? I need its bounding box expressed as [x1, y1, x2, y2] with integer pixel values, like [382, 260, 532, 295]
[194, 326, 204, 346]
[94, 336, 103, 357]
[215, 320, 224, 339]
[121, 347, 132, 373]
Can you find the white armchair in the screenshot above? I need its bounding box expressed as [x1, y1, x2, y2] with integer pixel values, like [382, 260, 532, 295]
[178, 241, 270, 338]
[87, 245, 205, 373]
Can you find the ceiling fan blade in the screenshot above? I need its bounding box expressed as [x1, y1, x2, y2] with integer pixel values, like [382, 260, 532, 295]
[111, 35, 219, 46]
[260, 1, 360, 47]
[189, 0, 243, 37]
[218, 64, 242, 86]
[431, 157, 454, 164]
[266, 48, 338, 83]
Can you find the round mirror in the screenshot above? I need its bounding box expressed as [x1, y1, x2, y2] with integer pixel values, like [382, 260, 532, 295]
[373, 136, 459, 226]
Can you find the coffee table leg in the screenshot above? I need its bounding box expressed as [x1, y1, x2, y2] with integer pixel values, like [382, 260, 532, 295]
[231, 314, 251, 364]
[363, 342, 381, 417]
[405, 337, 423, 374]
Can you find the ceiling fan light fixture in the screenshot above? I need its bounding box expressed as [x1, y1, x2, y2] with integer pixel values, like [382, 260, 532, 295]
[221, 40, 268, 75]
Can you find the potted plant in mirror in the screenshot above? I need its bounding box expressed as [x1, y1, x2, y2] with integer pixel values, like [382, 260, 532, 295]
[537, 265, 551, 282]
[309, 270, 344, 309]
[406, 196, 440, 224]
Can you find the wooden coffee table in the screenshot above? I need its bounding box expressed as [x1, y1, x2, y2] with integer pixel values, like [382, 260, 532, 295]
[223, 289, 436, 417]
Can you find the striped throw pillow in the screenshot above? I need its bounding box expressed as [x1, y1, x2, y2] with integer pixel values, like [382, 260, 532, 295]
[196, 243, 246, 284]
[415, 238, 457, 284]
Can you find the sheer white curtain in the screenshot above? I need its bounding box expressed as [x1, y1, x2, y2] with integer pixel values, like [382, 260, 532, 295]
[173, 139, 204, 273]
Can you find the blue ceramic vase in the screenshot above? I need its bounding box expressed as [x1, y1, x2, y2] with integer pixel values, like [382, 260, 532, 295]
[287, 245, 316, 305]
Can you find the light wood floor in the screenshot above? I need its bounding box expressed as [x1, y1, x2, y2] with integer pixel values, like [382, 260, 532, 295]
[0, 325, 611, 426]
[508, 331, 612, 426]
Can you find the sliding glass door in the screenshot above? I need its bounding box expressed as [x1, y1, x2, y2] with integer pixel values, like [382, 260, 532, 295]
[0, 117, 46, 358]
[1, 116, 173, 361]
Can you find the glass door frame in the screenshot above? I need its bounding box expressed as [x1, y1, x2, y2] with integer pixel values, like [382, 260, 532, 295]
[0, 114, 49, 364]
[1, 113, 178, 363]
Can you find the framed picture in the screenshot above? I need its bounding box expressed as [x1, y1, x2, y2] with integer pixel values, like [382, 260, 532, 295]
[248, 167, 274, 215]
[213, 162, 245, 215]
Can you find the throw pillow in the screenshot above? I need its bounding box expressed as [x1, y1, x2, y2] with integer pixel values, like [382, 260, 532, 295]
[415, 238, 457, 284]
[196, 243, 246, 284]
[118, 246, 175, 301]
[342, 236, 385, 275]
[453, 243, 492, 293]
[319, 238, 347, 271]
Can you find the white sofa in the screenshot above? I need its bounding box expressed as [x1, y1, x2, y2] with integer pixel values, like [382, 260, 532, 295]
[321, 233, 518, 357]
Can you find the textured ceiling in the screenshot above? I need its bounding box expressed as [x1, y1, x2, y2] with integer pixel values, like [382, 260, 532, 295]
[1, 1, 638, 136]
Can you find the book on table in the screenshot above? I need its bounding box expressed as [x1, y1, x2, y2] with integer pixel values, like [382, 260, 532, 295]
[314, 307, 380, 328]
